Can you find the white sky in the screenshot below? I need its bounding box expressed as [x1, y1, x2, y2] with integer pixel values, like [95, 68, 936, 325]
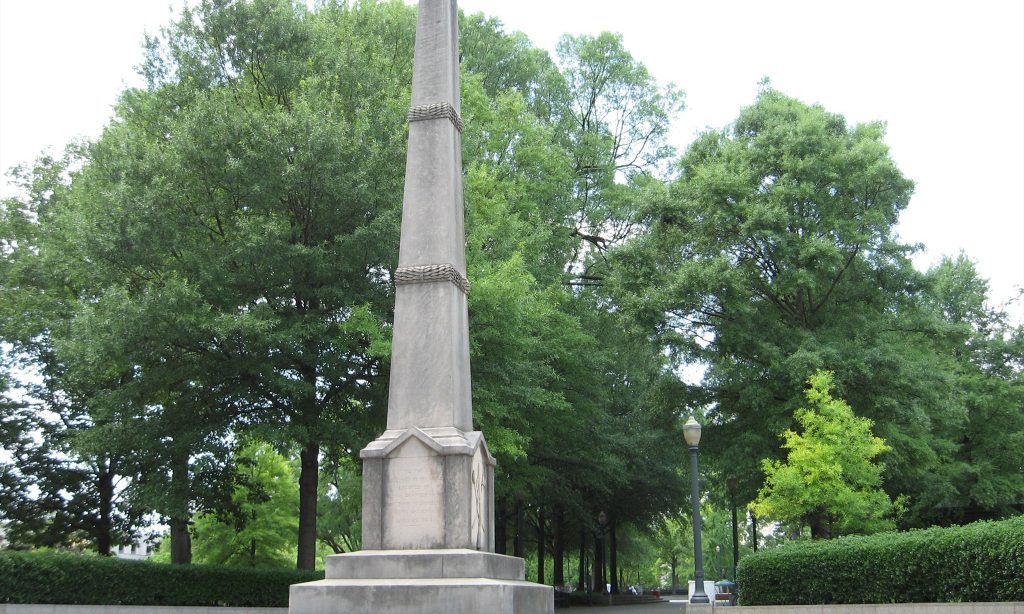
[2, 0, 1022, 322]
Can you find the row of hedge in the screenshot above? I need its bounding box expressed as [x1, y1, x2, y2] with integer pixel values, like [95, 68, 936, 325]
[0, 550, 324, 606]
[735, 515, 1024, 605]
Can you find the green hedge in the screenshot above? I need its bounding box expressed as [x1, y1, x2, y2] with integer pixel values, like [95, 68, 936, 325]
[0, 550, 324, 606]
[736, 516, 1024, 605]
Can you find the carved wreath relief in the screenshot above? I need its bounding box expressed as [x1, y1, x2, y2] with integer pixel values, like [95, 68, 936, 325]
[471, 449, 486, 550]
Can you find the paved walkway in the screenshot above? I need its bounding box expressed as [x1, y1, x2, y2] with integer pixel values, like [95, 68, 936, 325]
[571, 599, 689, 613]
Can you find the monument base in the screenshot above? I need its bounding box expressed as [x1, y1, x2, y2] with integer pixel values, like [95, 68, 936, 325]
[289, 549, 553, 614]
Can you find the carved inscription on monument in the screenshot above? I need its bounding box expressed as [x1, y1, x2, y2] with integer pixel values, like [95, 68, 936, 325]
[383, 439, 444, 548]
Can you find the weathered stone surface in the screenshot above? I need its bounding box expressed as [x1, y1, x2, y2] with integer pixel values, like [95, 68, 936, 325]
[289, 578, 553, 614]
[359, 457, 383, 550]
[386, 281, 472, 431]
[324, 549, 524, 580]
[382, 436, 445, 549]
[396, 120, 466, 273]
[359, 427, 495, 551]
[409, 0, 459, 114]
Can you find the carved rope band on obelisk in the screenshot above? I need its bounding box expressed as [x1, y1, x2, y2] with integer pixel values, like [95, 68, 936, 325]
[394, 263, 470, 295]
[408, 101, 464, 133]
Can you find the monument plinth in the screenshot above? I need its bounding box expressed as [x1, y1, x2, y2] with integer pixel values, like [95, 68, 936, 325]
[288, 0, 552, 611]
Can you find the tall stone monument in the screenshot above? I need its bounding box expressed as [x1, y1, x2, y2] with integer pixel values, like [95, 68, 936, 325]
[289, 1, 553, 612]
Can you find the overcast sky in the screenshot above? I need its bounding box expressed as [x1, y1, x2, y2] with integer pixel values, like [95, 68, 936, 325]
[2, 0, 1021, 321]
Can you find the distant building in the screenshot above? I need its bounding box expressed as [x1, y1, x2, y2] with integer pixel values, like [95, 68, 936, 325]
[114, 537, 153, 560]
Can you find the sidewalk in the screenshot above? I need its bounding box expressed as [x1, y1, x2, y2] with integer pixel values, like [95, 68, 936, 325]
[571, 599, 685, 613]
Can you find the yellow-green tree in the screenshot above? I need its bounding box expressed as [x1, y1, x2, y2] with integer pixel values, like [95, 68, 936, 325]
[752, 371, 895, 539]
[189, 442, 299, 567]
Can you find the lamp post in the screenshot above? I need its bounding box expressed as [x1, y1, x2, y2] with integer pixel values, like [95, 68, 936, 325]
[683, 416, 710, 604]
[595, 511, 607, 595]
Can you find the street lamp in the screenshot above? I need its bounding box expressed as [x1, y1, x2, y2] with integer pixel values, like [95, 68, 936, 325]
[683, 416, 710, 604]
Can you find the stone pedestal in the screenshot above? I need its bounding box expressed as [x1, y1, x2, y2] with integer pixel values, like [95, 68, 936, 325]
[289, 427, 554, 613]
[289, 550, 553, 614]
[359, 427, 495, 551]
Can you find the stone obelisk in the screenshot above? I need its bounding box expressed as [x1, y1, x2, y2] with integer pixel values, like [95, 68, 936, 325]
[289, 1, 552, 611]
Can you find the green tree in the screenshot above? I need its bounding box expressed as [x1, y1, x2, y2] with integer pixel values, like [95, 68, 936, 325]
[47, 0, 408, 568]
[316, 454, 362, 554]
[752, 371, 895, 538]
[0, 153, 147, 555]
[610, 88, 965, 527]
[650, 512, 691, 593]
[459, 20, 688, 571]
[917, 255, 1024, 523]
[2, 1, 693, 572]
[555, 33, 683, 283]
[149, 441, 300, 568]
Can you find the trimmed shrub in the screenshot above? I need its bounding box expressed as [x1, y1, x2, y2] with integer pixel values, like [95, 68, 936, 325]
[0, 550, 324, 606]
[736, 516, 1024, 605]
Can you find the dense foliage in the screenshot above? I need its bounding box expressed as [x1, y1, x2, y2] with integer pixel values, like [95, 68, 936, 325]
[0, 0, 686, 578]
[0, 550, 322, 606]
[610, 88, 1024, 531]
[735, 516, 1024, 605]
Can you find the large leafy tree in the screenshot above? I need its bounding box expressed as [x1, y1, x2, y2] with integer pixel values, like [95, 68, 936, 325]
[459, 22, 688, 572]
[30, 0, 409, 568]
[556, 33, 684, 284]
[611, 88, 966, 526]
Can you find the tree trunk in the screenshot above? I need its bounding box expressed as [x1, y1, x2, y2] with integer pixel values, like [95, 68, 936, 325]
[170, 446, 192, 564]
[296, 440, 319, 570]
[513, 497, 524, 558]
[495, 503, 507, 554]
[609, 518, 619, 593]
[96, 457, 114, 556]
[170, 517, 192, 564]
[536, 507, 545, 584]
[553, 508, 564, 588]
[577, 527, 587, 592]
[750, 512, 758, 552]
[294, 296, 321, 571]
[807, 509, 832, 539]
[670, 557, 678, 594]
